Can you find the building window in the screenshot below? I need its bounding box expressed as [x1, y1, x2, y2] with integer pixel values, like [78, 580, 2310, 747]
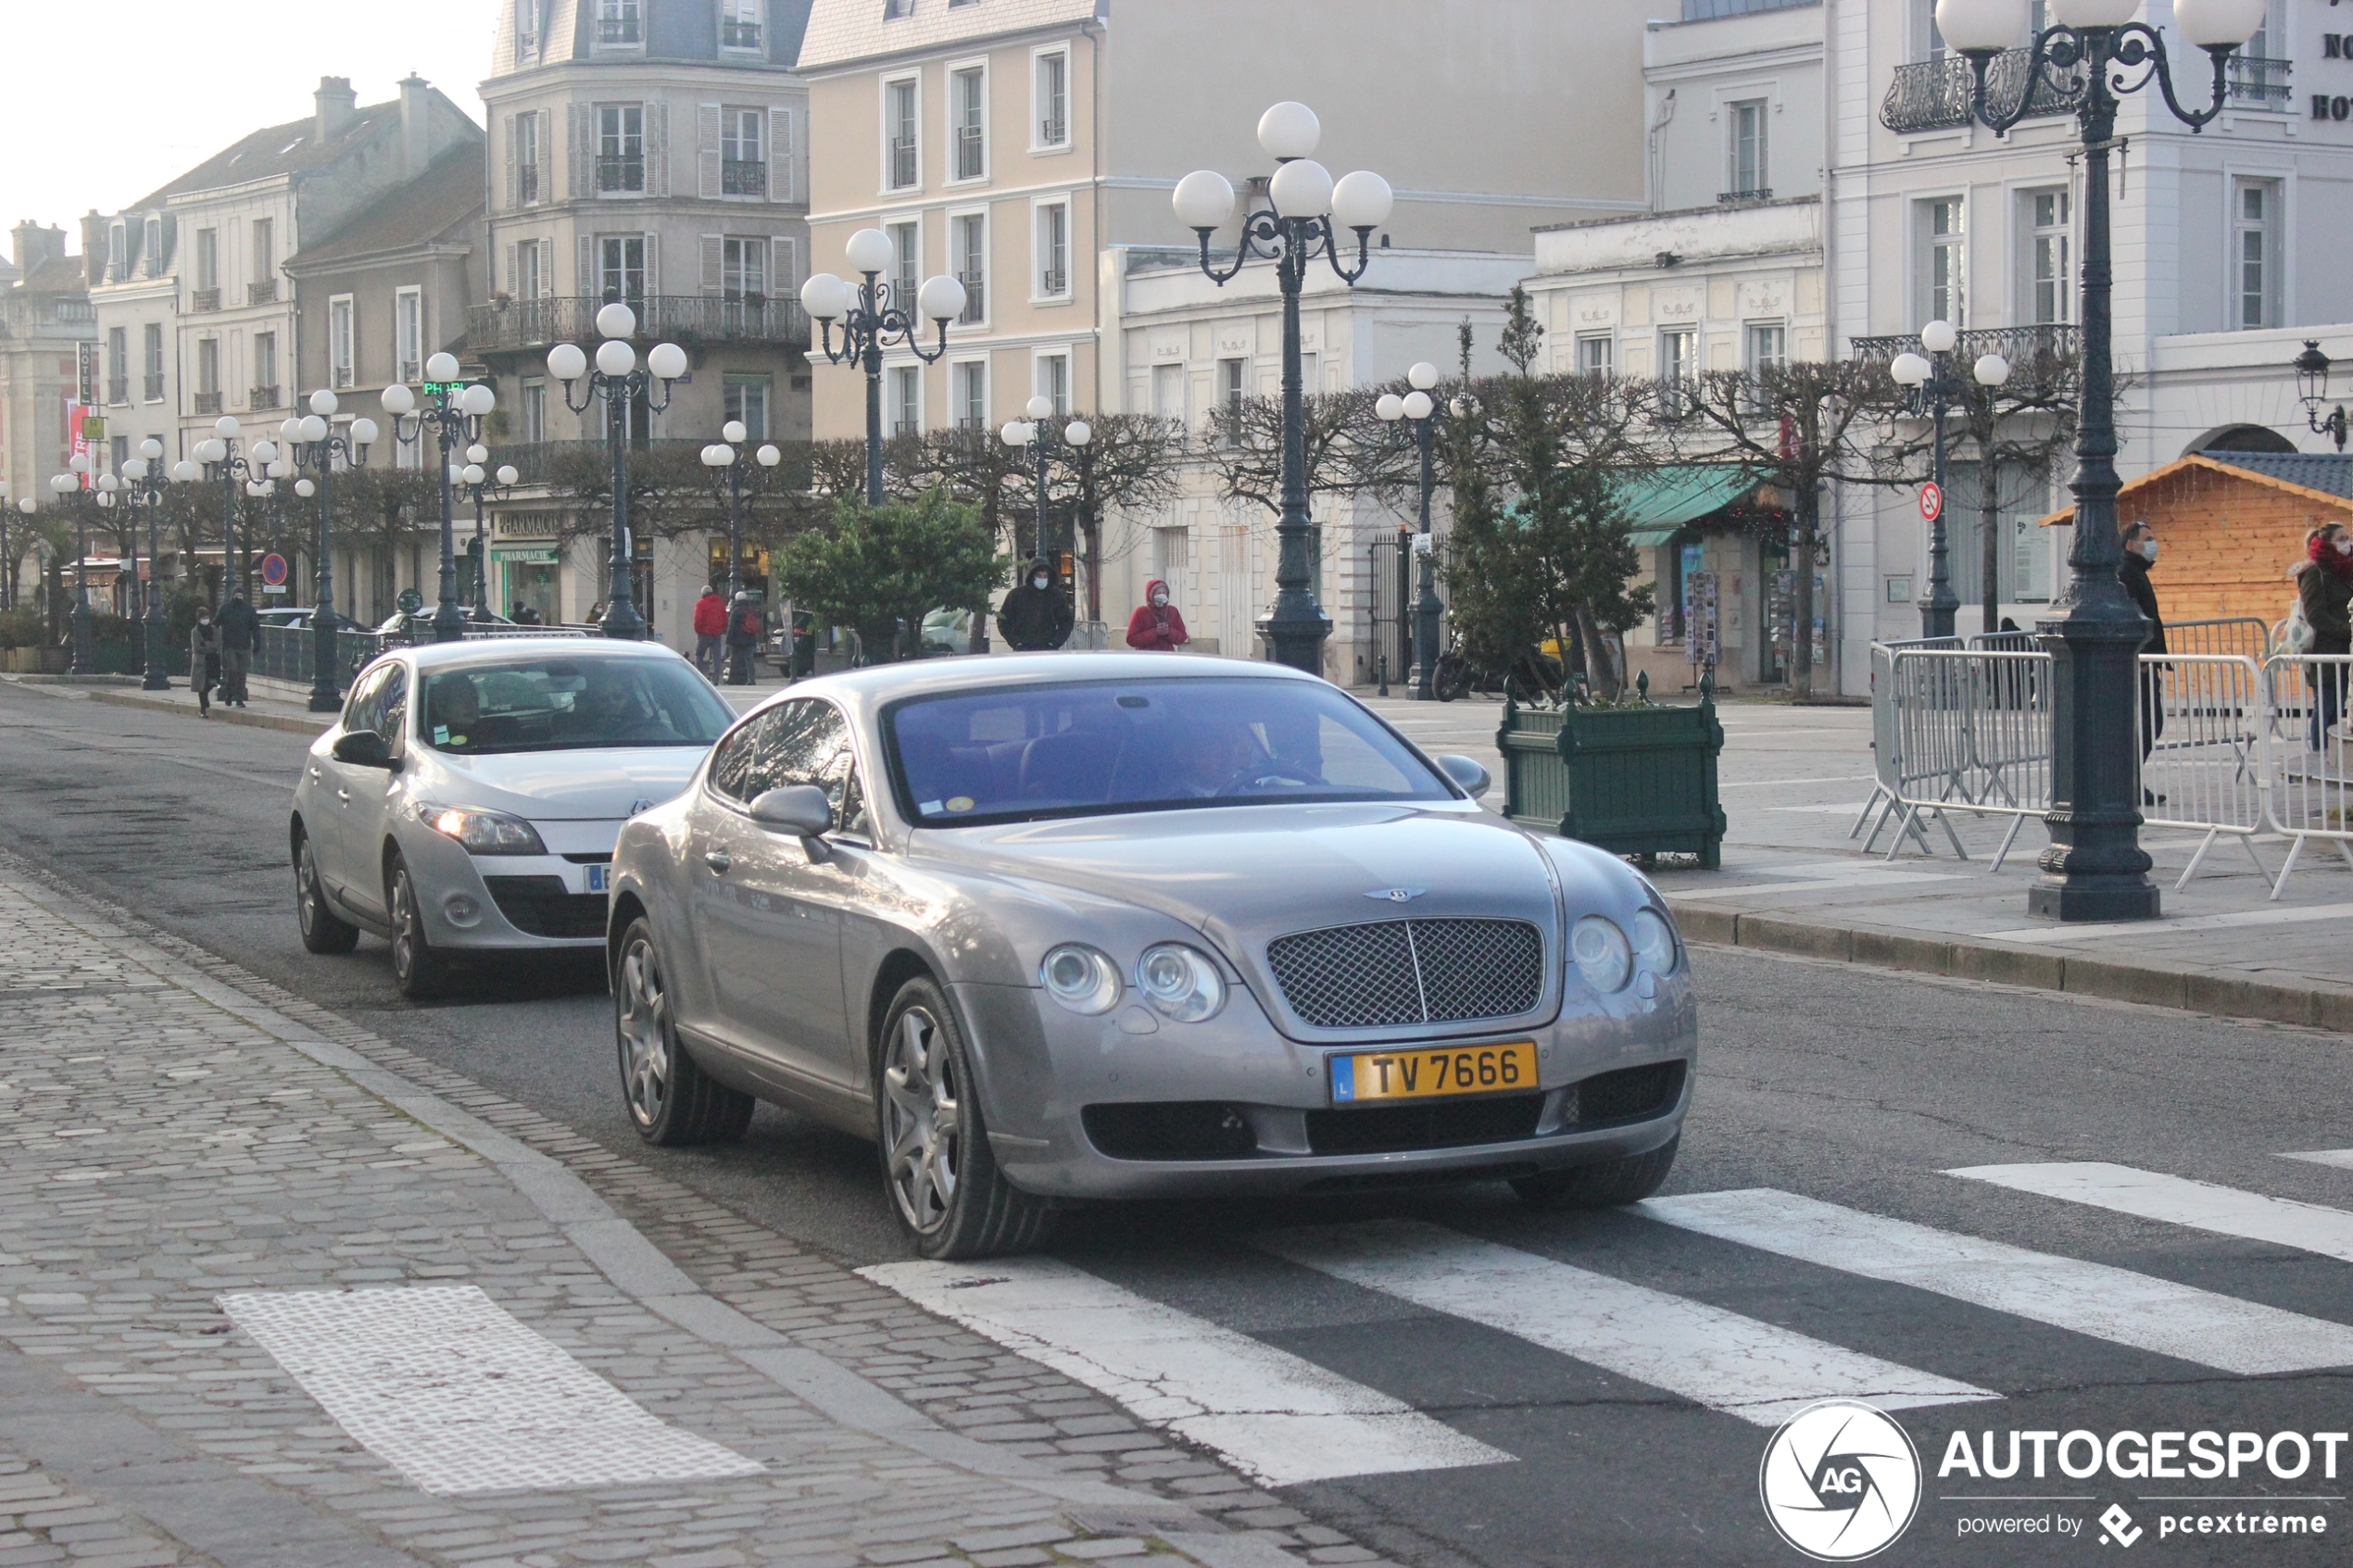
[2233, 178, 2280, 329]
[142, 217, 162, 277]
[954, 360, 987, 428]
[193, 228, 219, 310]
[143, 322, 164, 402]
[886, 78, 918, 190]
[516, 240, 545, 301]
[1727, 99, 1768, 198]
[598, 0, 642, 45]
[1659, 328, 1696, 413]
[329, 297, 354, 389]
[253, 332, 278, 408]
[197, 337, 221, 409]
[521, 377, 547, 444]
[106, 327, 128, 405]
[600, 235, 648, 304]
[107, 224, 125, 282]
[250, 219, 274, 305]
[723, 236, 769, 301]
[1745, 322, 1787, 375]
[884, 0, 913, 17]
[721, 107, 765, 197]
[1918, 196, 1965, 326]
[952, 67, 986, 181]
[724, 374, 772, 440]
[1219, 357, 1246, 445]
[517, 0, 541, 55]
[1577, 334, 1613, 377]
[1037, 201, 1069, 298]
[1914, 0, 1945, 62]
[598, 105, 647, 194]
[1036, 352, 1069, 415]
[516, 112, 543, 204]
[954, 212, 986, 323]
[889, 220, 919, 307]
[1151, 362, 1184, 423]
[721, 0, 763, 51]
[890, 365, 920, 435]
[1035, 50, 1068, 147]
[2019, 188, 2070, 324]
[395, 288, 423, 384]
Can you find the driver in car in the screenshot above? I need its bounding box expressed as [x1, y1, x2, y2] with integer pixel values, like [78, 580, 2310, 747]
[428, 676, 482, 748]
[573, 664, 686, 746]
[1165, 714, 1304, 797]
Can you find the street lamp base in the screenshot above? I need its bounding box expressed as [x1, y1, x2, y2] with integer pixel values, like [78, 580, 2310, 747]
[2025, 872, 2159, 922]
[142, 673, 171, 692]
[308, 688, 342, 714]
[1257, 611, 1331, 678]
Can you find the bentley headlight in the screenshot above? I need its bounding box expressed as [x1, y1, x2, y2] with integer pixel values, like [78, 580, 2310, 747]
[1136, 943, 1226, 1022]
[1040, 944, 1123, 1015]
[414, 801, 547, 856]
[1571, 914, 1633, 994]
[1632, 908, 1680, 976]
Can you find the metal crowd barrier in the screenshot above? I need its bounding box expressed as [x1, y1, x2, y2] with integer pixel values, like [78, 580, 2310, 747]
[1866, 647, 2051, 870]
[2138, 654, 2271, 887]
[1853, 636, 1962, 854]
[2260, 652, 2353, 898]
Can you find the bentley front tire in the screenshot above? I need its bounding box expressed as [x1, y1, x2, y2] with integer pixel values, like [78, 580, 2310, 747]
[615, 918, 752, 1147]
[1511, 1134, 1680, 1210]
[878, 975, 1051, 1261]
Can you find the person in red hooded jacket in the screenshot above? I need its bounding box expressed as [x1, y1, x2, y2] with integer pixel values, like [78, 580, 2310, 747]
[691, 583, 727, 676]
[1126, 578, 1189, 651]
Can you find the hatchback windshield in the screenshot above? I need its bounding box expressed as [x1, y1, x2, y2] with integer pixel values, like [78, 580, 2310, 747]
[417, 657, 733, 755]
[887, 678, 1452, 824]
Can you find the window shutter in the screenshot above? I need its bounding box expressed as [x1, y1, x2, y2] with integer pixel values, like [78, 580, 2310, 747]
[772, 237, 797, 298]
[505, 243, 519, 297]
[698, 104, 722, 199]
[646, 102, 668, 197]
[504, 117, 517, 209]
[701, 235, 724, 295]
[644, 232, 660, 295]
[569, 105, 589, 199]
[579, 235, 596, 298]
[539, 237, 554, 299]
[768, 107, 792, 202]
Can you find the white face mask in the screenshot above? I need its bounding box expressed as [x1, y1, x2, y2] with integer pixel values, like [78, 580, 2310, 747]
[2335, 538, 2353, 558]
[1033, 576, 1049, 589]
[1151, 592, 1168, 608]
[2139, 539, 2158, 563]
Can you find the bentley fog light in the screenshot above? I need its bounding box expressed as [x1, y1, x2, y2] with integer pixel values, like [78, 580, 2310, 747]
[1631, 908, 1680, 976]
[1136, 943, 1226, 1022]
[1041, 944, 1123, 1015]
[1572, 915, 1633, 994]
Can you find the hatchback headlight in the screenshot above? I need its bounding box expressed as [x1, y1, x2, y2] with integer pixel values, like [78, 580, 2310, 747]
[1040, 944, 1123, 1015]
[414, 801, 547, 856]
[1136, 943, 1226, 1022]
[1571, 914, 1632, 994]
[1632, 908, 1680, 976]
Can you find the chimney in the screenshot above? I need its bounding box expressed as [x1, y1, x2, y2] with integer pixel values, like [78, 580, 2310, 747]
[11, 221, 66, 276]
[80, 210, 107, 286]
[314, 76, 359, 144]
[398, 74, 434, 177]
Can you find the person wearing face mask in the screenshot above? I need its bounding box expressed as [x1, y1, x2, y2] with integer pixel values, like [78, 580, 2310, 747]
[998, 558, 1074, 652]
[2119, 521, 2167, 797]
[1125, 578, 1189, 653]
[2296, 521, 2353, 752]
[189, 608, 221, 718]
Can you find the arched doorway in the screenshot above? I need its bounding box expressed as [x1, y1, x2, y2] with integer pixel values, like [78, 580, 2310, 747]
[2185, 423, 2297, 457]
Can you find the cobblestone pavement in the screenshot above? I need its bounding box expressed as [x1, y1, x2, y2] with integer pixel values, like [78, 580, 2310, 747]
[0, 851, 1411, 1568]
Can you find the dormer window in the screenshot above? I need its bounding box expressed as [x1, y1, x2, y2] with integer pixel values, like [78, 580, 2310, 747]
[721, 0, 763, 50]
[516, 0, 541, 55]
[598, 0, 642, 45]
[107, 223, 126, 282]
[884, 0, 914, 18]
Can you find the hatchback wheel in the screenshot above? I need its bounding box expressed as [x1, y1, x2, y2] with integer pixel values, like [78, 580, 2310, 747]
[386, 852, 454, 1000]
[878, 975, 1050, 1260]
[614, 918, 751, 1146]
[294, 830, 359, 955]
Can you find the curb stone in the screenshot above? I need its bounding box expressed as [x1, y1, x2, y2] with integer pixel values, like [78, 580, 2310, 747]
[82, 686, 332, 735]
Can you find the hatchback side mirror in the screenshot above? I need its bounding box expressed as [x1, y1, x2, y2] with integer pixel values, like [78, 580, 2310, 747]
[748, 784, 835, 858]
[1437, 753, 1491, 799]
[333, 730, 400, 771]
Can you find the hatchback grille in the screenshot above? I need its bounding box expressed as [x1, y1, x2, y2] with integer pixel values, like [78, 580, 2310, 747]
[1265, 918, 1544, 1029]
[1305, 1092, 1545, 1155]
[483, 876, 607, 939]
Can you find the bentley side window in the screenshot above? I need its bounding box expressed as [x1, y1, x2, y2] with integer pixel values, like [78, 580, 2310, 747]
[710, 699, 848, 808]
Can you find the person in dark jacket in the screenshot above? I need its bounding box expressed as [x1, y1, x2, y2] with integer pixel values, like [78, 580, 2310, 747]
[2119, 521, 2166, 800]
[724, 591, 761, 684]
[1125, 579, 1189, 652]
[2296, 521, 2353, 751]
[215, 591, 259, 708]
[189, 610, 221, 718]
[997, 558, 1075, 651]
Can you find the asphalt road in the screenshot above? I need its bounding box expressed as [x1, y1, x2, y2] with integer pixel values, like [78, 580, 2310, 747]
[6, 681, 2351, 1568]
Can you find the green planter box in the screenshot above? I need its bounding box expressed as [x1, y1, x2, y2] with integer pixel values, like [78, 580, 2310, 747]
[1498, 676, 1726, 869]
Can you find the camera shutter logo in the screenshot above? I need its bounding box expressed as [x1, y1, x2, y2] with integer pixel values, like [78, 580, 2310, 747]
[1758, 1399, 1921, 1562]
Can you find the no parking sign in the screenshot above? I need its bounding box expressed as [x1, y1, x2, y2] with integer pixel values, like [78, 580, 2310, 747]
[260, 553, 289, 595]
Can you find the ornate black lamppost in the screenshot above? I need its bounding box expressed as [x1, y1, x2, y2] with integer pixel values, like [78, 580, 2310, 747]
[47, 468, 94, 674]
[1889, 320, 2010, 640]
[189, 415, 274, 608]
[547, 303, 688, 640]
[699, 423, 782, 676]
[799, 232, 964, 507]
[2294, 341, 2349, 452]
[1174, 104, 1392, 676]
[283, 391, 380, 711]
[1000, 396, 1091, 562]
[383, 352, 497, 643]
[1376, 361, 1448, 699]
[455, 452, 520, 621]
[1929, 0, 2264, 922]
[119, 439, 174, 690]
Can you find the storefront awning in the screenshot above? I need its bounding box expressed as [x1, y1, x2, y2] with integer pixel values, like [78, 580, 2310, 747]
[1612, 466, 1764, 547]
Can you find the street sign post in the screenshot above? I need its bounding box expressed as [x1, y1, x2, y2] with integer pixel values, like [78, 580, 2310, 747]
[259, 553, 289, 596]
[1919, 481, 1944, 522]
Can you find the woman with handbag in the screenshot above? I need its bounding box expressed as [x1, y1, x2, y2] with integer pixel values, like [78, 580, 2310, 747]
[2293, 522, 2353, 751]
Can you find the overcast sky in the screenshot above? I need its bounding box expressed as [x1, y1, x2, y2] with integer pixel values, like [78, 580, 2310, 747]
[3, 1, 498, 248]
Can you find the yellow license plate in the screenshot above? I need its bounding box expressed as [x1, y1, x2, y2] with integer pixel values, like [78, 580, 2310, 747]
[1330, 1043, 1536, 1104]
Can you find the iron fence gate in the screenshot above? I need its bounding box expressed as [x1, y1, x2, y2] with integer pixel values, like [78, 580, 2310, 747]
[1368, 533, 1415, 690]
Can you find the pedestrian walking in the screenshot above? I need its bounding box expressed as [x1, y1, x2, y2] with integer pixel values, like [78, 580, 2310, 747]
[998, 558, 1075, 652]
[585, 600, 605, 625]
[2296, 521, 2353, 753]
[216, 590, 258, 709]
[510, 600, 542, 625]
[789, 609, 816, 681]
[1125, 579, 1189, 652]
[2118, 521, 2167, 801]
[189, 609, 221, 717]
[692, 583, 727, 676]
[724, 591, 762, 685]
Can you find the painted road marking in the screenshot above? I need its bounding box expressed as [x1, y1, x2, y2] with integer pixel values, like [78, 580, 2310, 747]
[859, 1257, 1510, 1487]
[218, 1286, 763, 1496]
[2282, 1148, 2353, 1172]
[1947, 1162, 2353, 1265]
[1257, 1219, 1996, 1427]
[1642, 1188, 2353, 1375]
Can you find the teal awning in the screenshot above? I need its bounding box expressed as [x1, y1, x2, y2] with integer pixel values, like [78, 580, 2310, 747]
[1613, 466, 1763, 547]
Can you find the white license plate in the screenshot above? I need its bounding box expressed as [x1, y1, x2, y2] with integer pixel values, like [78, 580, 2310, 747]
[585, 863, 610, 894]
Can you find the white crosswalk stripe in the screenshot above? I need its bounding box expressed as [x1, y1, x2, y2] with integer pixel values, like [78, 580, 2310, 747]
[858, 1257, 1513, 1487]
[2281, 1148, 2353, 1172]
[1257, 1219, 1998, 1427]
[1949, 1161, 2353, 1264]
[1640, 1188, 2353, 1376]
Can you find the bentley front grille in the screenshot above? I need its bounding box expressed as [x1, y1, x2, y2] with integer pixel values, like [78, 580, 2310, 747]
[1265, 918, 1544, 1029]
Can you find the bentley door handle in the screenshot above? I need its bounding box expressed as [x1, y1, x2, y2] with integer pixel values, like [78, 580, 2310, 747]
[703, 849, 732, 872]
[337, 789, 350, 804]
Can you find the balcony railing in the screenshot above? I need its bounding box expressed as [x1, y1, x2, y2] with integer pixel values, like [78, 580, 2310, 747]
[889, 136, 917, 188]
[518, 166, 540, 204]
[1040, 268, 1068, 297]
[193, 391, 223, 414]
[106, 378, 128, 405]
[467, 295, 811, 354]
[957, 272, 985, 324]
[597, 10, 640, 44]
[191, 288, 220, 313]
[2228, 54, 2293, 103]
[1038, 118, 1066, 146]
[250, 384, 281, 410]
[597, 156, 646, 194]
[143, 373, 164, 402]
[247, 280, 278, 306]
[1881, 49, 2078, 133]
[332, 364, 355, 390]
[721, 17, 761, 48]
[955, 125, 984, 180]
[1718, 186, 1773, 204]
[1852, 322, 2080, 375]
[721, 157, 766, 196]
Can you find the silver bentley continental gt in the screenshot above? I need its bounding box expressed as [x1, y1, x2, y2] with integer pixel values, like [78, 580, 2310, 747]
[605, 654, 1696, 1259]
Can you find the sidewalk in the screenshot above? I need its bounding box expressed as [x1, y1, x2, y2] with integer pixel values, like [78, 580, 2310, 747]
[0, 851, 1388, 1568]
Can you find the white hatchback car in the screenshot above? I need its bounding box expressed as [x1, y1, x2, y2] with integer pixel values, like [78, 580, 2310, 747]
[290, 639, 735, 997]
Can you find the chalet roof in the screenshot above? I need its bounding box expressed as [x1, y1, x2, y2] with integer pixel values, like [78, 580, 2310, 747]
[2038, 451, 2353, 526]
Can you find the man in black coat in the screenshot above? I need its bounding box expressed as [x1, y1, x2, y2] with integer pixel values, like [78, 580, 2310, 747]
[215, 590, 259, 709]
[997, 558, 1074, 652]
[2120, 521, 2167, 800]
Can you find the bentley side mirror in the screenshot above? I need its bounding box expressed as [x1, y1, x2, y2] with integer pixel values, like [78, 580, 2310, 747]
[748, 784, 836, 859]
[333, 730, 400, 771]
[1437, 754, 1491, 799]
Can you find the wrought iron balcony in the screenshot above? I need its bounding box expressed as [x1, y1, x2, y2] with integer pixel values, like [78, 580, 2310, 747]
[517, 166, 540, 204]
[957, 272, 985, 324]
[597, 9, 640, 44]
[1038, 118, 1066, 146]
[1718, 186, 1773, 204]
[247, 280, 277, 306]
[1881, 49, 2077, 134]
[191, 288, 220, 313]
[250, 384, 281, 410]
[466, 295, 811, 354]
[2227, 54, 2293, 103]
[721, 157, 766, 196]
[955, 125, 984, 180]
[193, 391, 222, 414]
[106, 378, 128, 405]
[1040, 268, 1068, 297]
[1852, 322, 2079, 373]
[597, 156, 645, 194]
[889, 136, 917, 189]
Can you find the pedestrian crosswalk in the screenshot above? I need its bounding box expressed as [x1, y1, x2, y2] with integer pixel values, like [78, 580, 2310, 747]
[858, 1158, 2353, 1489]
